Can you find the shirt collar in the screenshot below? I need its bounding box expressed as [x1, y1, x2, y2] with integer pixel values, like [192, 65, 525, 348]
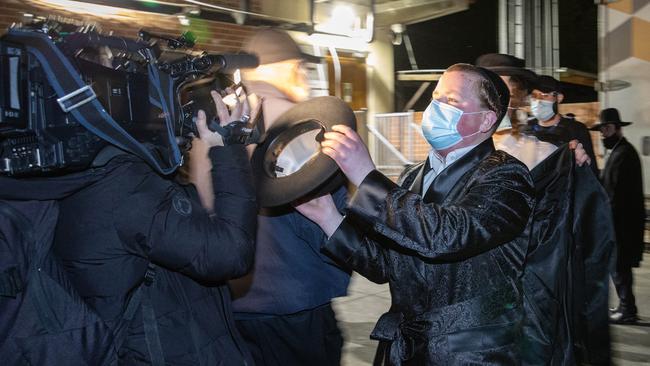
[427, 143, 480, 174]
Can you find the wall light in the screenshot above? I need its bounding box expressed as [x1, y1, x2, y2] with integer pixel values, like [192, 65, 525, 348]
[177, 15, 190, 26]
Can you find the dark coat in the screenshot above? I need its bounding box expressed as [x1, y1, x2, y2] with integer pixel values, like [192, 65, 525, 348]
[521, 145, 615, 365]
[526, 116, 598, 176]
[231, 81, 350, 316]
[52, 145, 256, 365]
[323, 139, 534, 365]
[600, 137, 645, 268]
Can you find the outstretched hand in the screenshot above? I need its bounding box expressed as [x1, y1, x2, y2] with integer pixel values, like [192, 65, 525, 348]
[294, 194, 343, 238]
[321, 125, 376, 187]
[569, 140, 591, 167]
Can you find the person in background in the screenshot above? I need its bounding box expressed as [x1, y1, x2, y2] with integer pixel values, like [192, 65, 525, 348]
[475, 53, 558, 169]
[477, 53, 614, 365]
[526, 75, 598, 174]
[590, 108, 645, 325]
[229, 28, 350, 366]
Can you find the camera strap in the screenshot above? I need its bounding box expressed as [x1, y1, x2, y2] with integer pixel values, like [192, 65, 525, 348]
[3, 29, 182, 175]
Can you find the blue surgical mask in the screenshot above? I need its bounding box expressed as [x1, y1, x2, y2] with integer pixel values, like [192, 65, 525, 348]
[421, 99, 486, 150]
[530, 99, 556, 121]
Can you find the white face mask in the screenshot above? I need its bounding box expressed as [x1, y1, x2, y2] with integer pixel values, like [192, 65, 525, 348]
[530, 99, 556, 121]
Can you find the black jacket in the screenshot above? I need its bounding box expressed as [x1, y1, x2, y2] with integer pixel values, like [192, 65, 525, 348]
[600, 137, 645, 268]
[52, 145, 256, 365]
[526, 116, 598, 176]
[323, 139, 534, 365]
[521, 145, 615, 365]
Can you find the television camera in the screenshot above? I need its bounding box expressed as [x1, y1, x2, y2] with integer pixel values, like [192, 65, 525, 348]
[0, 21, 259, 176]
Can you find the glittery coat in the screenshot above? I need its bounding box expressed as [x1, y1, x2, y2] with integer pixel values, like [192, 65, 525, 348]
[323, 139, 534, 365]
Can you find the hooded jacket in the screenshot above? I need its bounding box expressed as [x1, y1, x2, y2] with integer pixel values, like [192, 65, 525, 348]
[0, 143, 257, 365]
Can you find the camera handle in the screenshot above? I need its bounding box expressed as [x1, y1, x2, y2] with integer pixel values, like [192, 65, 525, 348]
[209, 118, 260, 146]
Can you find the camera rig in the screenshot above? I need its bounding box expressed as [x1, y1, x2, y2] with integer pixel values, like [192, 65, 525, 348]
[0, 21, 259, 176]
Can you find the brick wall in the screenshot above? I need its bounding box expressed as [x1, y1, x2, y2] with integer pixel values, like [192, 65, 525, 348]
[1, 0, 262, 53]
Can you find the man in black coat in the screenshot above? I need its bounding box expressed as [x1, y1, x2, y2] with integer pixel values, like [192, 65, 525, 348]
[526, 75, 598, 175]
[590, 108, 645, 324]
[296, 64, 534, 365]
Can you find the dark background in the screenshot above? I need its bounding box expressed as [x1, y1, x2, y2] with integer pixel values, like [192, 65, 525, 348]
[393, 0, 597, 111]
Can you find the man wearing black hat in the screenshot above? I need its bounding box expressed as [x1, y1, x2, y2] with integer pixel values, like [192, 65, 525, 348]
[591, 108, 645, 324]
[297, 63, 534, 364]
[229, 29, 350, 365]
[475, 53, 560, 169]
[527, 75, 598, 173]
[477, 54, 616, 365]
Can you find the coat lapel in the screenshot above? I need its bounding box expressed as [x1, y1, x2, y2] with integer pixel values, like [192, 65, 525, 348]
[407, 162, 427, 195]
[423, 138, 496, 203]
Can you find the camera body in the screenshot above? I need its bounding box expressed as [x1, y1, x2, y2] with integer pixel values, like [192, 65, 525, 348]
[0, 22, 257, 176]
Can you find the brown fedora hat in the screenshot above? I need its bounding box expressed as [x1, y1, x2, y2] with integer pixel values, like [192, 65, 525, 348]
[251, 96, 356, 208]
[589, 108, 632, 130]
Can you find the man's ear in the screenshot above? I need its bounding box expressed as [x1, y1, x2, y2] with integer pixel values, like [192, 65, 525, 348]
[556, 93, 564, 104]
[480, 110, 498, 132]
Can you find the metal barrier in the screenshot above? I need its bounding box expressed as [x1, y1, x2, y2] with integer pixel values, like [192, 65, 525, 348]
[368, 111, 428, 179]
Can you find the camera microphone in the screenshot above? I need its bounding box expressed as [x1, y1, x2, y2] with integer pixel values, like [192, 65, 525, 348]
[208, 54, 259, 73]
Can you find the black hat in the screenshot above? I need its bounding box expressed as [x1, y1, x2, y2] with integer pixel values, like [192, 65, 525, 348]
[475, 66, 511, 125]
[589, 108, 632, 130]
[534, 75, 562, 94]
[244, 29, 321, 65]
[475, 53, 537, 84]
[251, 96, 356, 208]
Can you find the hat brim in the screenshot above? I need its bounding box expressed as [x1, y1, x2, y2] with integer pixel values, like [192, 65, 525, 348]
[483, 66, 537, 82]
[251, 96, 356, 208]
[588, 121, 632, 131]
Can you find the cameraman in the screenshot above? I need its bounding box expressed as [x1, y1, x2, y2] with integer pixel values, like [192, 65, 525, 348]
[48, 92, 258, 365]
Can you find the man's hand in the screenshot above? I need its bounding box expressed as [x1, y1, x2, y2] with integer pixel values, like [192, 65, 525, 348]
[321, 125, 376, 186]
[569, 139, 591, 167]
[294, 194, 344, 238]
[195, 89, 261, 148]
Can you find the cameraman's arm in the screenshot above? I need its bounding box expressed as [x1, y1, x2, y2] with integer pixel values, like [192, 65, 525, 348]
[159, 143, 255, 282]
[186, 138, 215, 212]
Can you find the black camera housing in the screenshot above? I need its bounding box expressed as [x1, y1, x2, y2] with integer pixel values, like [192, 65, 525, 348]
[0, 23, 257, 176]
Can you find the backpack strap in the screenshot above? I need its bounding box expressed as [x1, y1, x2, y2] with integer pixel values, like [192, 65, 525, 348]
[0, 266, 22, 298]
[2, 29, 182, 175]
[0, 202, 31, 297]
[110, 263, 166, 365]
[140, 263, 165, 366]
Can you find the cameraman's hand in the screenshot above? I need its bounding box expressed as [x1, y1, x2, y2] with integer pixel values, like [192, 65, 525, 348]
[196, 89, 260, 148]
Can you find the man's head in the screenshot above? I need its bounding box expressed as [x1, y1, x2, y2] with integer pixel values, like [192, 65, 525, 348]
[421, 63, 509, 155]
[475, 53, 537, 130]
[242, 29, 318, 103]
[589, 108, 631, 149]
[530, 75, 563, 122]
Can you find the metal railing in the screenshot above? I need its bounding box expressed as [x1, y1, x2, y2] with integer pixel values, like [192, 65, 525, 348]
[367, 111, 428, 179]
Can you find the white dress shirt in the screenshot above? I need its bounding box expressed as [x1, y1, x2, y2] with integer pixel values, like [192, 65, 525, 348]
[422, 143, 479, 193]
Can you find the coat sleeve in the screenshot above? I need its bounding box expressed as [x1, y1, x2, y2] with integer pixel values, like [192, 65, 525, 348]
[291, 185, 350, 267]
[321, 215, 391, 284]
[346, 162, 534, 261]
[115, 144, 257, 283]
